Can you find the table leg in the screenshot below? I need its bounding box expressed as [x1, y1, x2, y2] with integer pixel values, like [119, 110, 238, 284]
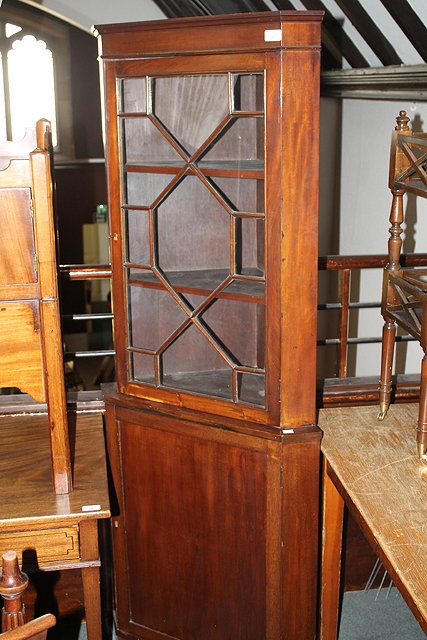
[320, 457, 345, 640]
[80, 519, 102, 640]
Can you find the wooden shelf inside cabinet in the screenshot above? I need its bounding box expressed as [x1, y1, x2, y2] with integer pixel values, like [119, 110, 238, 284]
[124, 160, 265, 179]
[126, 268, 265, 302]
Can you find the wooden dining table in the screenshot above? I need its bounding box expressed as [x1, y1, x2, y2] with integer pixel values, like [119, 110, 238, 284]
[318, 402, 427, 639]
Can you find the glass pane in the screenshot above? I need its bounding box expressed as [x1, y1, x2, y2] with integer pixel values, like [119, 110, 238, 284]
[121, 77, 146, 113]
[125, 210, 150, 264]
[232, 74, 264, 112]
[223, 279, 264, 299]
[124, 172, 175, 207]
[122, 117, 184, 165]
[162, 324, 232, 399]
[132, 352, 155, 384]
[0, 55, 6, 141]
[234, 217, 264, 276]
[239, 372, 265, 406]
[199, 116, 264, 165]
[153, 74, 229, 156]
[120, 73, 267, 408]
[8, 36, 57, 145]
[129, 285, 187, 351]
[210, 177, 264, 214]
[156, 175, 230, 276]
[200, 298, 264, 369]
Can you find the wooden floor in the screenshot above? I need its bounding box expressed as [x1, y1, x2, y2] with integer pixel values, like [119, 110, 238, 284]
[319, 403, 427, 633]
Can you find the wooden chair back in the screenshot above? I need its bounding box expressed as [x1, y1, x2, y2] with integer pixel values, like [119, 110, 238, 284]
[0, 615, 56, 640]
[0, 550, 56, 638]
[0, 121, 72, 493]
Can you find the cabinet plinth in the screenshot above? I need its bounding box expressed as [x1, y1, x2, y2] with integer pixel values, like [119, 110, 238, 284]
[97, 10, 322, 639]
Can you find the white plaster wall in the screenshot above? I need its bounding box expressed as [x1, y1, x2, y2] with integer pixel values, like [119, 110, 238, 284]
[340, 99, 427, 376]
[37, 0, 166, 32]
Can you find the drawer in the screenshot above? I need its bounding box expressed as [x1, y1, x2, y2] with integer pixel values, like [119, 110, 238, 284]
[0, 526, 80, 567]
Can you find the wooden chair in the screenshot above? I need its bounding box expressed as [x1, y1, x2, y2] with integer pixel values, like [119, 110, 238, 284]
[378, 110, 427, 462]
[0, 120, 71, 493]
[0, 616, 56, 640]
[0, 551, 56, 639]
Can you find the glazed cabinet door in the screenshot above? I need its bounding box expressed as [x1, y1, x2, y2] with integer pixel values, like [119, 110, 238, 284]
[106, 403, 283, 640]
[104, 53, 281, 425]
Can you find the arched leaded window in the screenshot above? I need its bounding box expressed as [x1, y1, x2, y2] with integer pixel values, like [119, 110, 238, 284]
[6, 32, 57, 144]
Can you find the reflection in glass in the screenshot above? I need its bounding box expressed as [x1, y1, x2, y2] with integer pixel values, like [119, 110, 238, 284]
[232, 73, 264, 112]
[121, 77, 147, 113]
[128, 285, 187, 351]
[125, 210, 151, 265]
[239, 372, 265, 406]
[122, 117, 184, 164]
[125, 172, 175, 207]
[200, 298, 264, 369]
[200, 117, 263, 164]
[234, 216, 264, 276]
[156, 176, 230, 274]
[132, 352, 155, 384]
[162, 324, 233, 400]
[210, 176, 264, 213]
[119, 71, 267, 408]
[153, 75, 229, 156]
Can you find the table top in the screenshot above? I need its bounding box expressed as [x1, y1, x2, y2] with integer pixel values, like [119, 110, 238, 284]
[319, 403, 427, 627]
[0, 411, 110, 528]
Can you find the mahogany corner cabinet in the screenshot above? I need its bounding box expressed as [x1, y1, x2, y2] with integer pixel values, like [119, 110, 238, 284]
[95, 11, 322, 640]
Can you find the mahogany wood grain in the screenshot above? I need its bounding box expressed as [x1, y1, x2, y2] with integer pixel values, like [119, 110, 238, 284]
[319, 403, 427, 637]
[98, 12, 322, 640]
[0, 302, 45, 402]
[0, 189, 36, 288]
[95, 11, 323, 58]
[105, 392, 321, 640]
[279, 38, 321, 430]
[280, 432, 321, 639]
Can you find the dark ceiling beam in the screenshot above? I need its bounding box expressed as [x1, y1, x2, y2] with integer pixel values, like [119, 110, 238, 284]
[153, 0, 273, 16]
[379, 0, 427, 62]
[196, 0, 273, 13]
[151, 0, 212, 18]
[274, 0, 369, 69]
[321, 63, 427, 101]
[334, 0, 402, 66]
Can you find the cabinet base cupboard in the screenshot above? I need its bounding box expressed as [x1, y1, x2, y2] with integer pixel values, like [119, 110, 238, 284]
[96, 11, 323, 640]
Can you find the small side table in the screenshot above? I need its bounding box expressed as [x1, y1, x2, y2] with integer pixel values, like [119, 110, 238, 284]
[0, 410, 110, 639]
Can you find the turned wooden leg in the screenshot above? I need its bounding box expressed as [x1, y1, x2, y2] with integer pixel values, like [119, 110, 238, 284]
[417, 355, 427, 463]
[0, 551, 29, 631]
[320, 458, 345, 640]
[378, 321, 396, 420]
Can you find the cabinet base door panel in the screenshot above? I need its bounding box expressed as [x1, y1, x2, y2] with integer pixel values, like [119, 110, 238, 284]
[108, 407, 283, 640]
